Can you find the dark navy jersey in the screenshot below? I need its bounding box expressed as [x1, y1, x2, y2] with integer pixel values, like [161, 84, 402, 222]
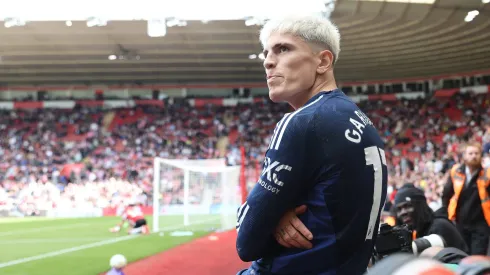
[236, 89, 388, 275]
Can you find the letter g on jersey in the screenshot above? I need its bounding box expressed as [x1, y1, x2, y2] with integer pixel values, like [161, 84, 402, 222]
[262, 157, 292, 187]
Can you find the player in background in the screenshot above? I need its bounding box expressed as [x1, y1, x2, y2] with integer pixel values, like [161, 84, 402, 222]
[110, 200, 149, 235]
[236, 14, 387, 275]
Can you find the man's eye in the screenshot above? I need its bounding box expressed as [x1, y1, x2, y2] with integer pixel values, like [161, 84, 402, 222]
[279, 46, 288, 53]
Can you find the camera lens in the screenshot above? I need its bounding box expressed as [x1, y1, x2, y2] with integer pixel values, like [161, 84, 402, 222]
[412, 235, 445, 255]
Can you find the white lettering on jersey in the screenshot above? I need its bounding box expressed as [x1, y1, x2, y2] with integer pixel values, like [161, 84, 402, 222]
[258, 179, 281, 194]
[257, 157, 292, 194]
[350, 118, 365, 134]
[345, 129, 362, 143]
[345, 110, 374, 144]
[262, 157, 292, 187]
[355, 110, 373, 126]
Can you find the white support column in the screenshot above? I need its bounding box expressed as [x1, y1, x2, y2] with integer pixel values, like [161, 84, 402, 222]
[183, 169, 190, 226]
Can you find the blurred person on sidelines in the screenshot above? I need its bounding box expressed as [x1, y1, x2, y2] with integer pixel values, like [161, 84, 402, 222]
[110, 199, 149, 235]
[236, 14, 387, 275]
[442, 143, 490, 255]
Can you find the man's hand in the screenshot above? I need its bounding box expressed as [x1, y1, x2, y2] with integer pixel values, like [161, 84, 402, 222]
[109, 225, 121, 233]
[274, 205, 313, 249]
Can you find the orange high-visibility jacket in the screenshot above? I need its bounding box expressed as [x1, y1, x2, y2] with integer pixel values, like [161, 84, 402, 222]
[448, 164, 490, 226]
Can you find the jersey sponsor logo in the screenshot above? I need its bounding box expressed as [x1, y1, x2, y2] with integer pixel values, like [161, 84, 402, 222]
[258, 179, 281, 195]
[262, 157, 292, 186]
[257, 157, 292, 194]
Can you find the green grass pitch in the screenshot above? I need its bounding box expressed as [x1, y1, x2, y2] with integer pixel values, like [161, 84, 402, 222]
[0, 215, 221, 275]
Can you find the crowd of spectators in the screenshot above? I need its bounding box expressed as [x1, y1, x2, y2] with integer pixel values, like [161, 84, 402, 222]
[1, 90, 490, 216]
[0, 101, 229, 215]
[367, 92, 490, 211]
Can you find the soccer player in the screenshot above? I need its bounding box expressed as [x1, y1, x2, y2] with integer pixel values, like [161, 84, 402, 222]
[236, 14, 388, 275]
[110, 200, 149, 235]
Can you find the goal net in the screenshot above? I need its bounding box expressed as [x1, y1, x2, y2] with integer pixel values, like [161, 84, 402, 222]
[152, 158, 241, 233]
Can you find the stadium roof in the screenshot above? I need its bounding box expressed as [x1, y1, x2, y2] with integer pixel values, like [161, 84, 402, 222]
[0, 0, 488, 86]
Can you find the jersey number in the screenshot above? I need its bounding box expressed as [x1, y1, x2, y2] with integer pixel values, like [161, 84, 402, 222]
[364, 146, 386, 240]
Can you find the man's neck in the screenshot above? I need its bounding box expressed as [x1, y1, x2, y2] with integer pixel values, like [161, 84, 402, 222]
[290, 75, 337, 110]
[466, 164, 480, 175]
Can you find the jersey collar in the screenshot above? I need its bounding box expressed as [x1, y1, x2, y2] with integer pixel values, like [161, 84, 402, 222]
[304, 89, 341, 105]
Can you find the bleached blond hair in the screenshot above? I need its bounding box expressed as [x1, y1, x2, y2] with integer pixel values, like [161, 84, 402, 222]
[259, 14, 341, 64]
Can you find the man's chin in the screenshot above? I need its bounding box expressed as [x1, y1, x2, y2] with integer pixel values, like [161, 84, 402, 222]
[468, 161, 481, 167]
[268, 89, 284, 103]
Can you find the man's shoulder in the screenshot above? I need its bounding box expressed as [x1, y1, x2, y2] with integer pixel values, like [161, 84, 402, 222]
[430, 216, 457, 232]
[449, 163, 464, 175]
[312, 93, 373, 127]
[275, 90, 359, 130]
[269, 99, 322, 145]
[432, 216, 453, 224]
[266, 111, 311, 155]
[311, 94, 380, 147]
[269, 91, 377, 150]
[281, 90, 351, 120]
[451, 163, 462, 170]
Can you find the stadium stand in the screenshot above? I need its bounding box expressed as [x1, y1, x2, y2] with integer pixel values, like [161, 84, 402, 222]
[2, 79, 490, 218]
[1, 1, 490, 273]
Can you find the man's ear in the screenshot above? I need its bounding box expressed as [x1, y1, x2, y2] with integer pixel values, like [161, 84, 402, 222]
[316, 50, 334, 74]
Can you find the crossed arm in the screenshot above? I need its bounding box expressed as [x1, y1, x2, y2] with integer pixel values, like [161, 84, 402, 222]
[274, 205, 313, 249]
[236, 121, 316, 260]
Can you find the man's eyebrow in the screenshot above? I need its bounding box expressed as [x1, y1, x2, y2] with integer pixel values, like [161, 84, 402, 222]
[263, 43, 294, 55]
[273, 43, 293, 49]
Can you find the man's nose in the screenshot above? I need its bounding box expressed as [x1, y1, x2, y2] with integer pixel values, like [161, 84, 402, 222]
[263, 56, 275, 70]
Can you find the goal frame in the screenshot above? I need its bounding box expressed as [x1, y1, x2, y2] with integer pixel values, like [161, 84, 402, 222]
[152, 157, 241, 233]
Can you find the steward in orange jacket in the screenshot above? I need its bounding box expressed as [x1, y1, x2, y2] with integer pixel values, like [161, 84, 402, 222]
[442, 143, 490, 255]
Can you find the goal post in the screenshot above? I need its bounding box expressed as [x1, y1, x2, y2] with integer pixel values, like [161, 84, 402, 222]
[152, 158, 241, 233]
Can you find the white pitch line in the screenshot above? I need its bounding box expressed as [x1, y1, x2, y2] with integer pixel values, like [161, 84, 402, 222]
[0, 235, 138, 269]
[0, 223, 91, 237]
[0, 237, 111, 244]
[0, 216, 220, 269]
